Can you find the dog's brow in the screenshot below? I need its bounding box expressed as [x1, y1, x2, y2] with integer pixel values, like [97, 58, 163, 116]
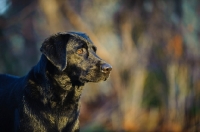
[92, 46, 97, 52]
[76, 40, 87, 48]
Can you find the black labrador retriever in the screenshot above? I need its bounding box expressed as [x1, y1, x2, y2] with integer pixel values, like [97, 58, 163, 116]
[0, 32, 112, 132]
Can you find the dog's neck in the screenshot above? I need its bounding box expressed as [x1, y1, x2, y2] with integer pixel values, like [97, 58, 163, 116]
[29, 55, 84, 108]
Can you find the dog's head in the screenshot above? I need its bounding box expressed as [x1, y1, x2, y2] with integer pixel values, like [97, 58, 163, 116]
[40, 32, 112, 83]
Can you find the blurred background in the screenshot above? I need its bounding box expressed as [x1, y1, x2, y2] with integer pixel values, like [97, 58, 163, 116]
[0, 0, 200, 131]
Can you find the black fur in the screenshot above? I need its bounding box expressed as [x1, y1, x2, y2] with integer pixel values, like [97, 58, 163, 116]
[0, 32, 112, 132]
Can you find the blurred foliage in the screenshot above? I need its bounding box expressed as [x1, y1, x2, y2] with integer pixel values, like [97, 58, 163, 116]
[0, 0, 200, 131]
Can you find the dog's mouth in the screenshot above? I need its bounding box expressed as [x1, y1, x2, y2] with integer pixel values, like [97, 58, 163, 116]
[103, 72, 111, 80]
[79, 71, 111, 83]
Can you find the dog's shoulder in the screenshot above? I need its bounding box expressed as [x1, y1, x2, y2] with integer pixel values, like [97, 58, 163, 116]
[0, 74, 19, 80]
[0, 74, 19, 88]
[0, 74, 26, 99]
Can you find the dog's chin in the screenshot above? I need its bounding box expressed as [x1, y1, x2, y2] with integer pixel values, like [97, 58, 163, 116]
[80, 74, 110, 83]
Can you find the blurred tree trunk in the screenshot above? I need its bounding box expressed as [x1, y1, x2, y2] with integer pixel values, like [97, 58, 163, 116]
[38, 0, 65, 34]
[182, 0, 200, 58]
[167, 62, 189, 131]
[117, 2, 153, 130]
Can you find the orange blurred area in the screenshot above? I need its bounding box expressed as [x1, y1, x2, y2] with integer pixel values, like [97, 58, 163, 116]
[1, 0, 200, 131]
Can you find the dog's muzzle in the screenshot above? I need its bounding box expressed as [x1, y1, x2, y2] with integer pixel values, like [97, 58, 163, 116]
[100, 63, 112, 73]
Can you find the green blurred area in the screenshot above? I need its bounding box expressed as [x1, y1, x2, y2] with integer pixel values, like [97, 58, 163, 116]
[0, 0, 200, 131]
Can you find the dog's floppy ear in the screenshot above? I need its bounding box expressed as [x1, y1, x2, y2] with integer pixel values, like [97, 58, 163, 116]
[40, 33, 70, 71]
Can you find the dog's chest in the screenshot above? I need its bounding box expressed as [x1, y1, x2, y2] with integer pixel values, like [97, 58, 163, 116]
[21, 98, 78, 131]
[42, 112, 72, 130]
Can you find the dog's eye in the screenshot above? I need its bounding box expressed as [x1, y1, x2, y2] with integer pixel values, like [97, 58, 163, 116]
[76, 48, 85, 54]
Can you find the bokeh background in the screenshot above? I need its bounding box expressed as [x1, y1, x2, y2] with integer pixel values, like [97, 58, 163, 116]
[0, 0, 200, 131]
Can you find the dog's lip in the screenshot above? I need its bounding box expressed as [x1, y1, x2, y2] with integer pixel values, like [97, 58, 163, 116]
[101, 70, 112, 74]
[101, 70, 106, 73]
[104, 77, 108, 81]
[103, 73, 110, 81]
[101, 70, 111, 74]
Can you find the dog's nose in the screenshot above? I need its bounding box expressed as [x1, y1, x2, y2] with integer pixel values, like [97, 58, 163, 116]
[101, 63, 112, 73]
